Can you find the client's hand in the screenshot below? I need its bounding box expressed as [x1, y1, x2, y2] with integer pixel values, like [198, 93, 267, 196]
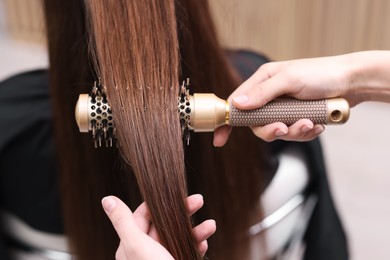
[102, 194, 216, 260]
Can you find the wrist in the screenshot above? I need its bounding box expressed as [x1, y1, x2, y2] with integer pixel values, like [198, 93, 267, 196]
[345, 51, 390, 104]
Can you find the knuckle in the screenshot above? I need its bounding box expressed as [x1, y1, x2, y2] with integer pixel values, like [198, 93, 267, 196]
[115, 249, 120, 260]
[259, 62, 274, 72]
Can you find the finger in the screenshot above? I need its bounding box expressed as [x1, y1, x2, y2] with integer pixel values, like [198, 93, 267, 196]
[193, 219, 217, 243]
[252, 119, 325, 142]
[198, 240, 208, 257]
[230, 61, 286, 99]
[296, 125, 325, 141]
[296, 124, 325, 141]
[147, 194, 204, 241]
[186, 194, 204, 216]
[213, 125, 232, 147]
[251, 122, 289, 142]
[115, 243, 127, 260]
[148, 222, 160, 242]
[133, 202, 152, 233]
[313, 124, 325, 135]
[134, 194, 208, 233]
[232, 74, 292, 110]
[281, 119, 314, 140]
[278, 121, 324, 142]
[102, 196, 139, 242]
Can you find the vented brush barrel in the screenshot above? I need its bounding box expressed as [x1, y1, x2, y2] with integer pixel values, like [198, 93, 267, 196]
[75, 93, 115, 147]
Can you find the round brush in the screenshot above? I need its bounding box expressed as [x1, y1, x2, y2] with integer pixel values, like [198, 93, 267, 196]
[75, 80, 350, 146]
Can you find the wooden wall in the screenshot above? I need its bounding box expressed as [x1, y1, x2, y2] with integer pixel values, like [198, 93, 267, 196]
[4, 0, 390, 60]
[210, 0, 390, 60]
[3, 0, 45, 43]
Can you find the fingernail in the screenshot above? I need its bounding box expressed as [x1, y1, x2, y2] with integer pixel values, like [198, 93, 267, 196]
[233, 95, 249, 105]
[102, 196, 117, 212]
[275, 129, 287, 136]
[314, 125, 325, 135]
[211, 219, 217, 228]
[301, 124, 313, 133]
[194, 193, 203, 201]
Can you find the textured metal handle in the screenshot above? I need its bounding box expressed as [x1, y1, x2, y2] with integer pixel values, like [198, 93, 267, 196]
[229, 98, 349, 126]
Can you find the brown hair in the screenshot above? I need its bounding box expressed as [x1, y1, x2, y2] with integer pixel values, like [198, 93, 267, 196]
[85, 0, 200, 259]
[44, 0, 272, 259]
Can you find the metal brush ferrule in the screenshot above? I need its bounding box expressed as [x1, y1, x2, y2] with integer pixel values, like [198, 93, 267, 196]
[188, 93, 227, 132]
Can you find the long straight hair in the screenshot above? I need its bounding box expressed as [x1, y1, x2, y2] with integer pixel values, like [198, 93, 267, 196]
[44, 0, 272, 259]
[85, 0, 200, 259]
[175, 1, 273, 257]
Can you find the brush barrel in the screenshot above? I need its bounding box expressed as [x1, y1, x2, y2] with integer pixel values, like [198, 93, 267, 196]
[75, 94, 115, 147]
[228, 97, 350, 126]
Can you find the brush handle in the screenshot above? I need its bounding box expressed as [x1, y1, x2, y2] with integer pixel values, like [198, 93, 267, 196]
[228, 98, 350, 126]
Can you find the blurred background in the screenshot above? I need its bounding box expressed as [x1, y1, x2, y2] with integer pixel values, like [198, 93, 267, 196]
[1, 0, 390, 259]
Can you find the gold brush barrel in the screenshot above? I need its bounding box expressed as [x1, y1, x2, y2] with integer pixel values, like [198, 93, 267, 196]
[75, 94, 90, 133]
[189, 94, 350, 131]
[75, 93, 115, 147]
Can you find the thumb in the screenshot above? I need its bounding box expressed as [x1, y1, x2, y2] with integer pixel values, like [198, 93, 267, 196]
[232, 73, 289, 110]
[213, 125, 232, 147]
[102, 196, 139, 242]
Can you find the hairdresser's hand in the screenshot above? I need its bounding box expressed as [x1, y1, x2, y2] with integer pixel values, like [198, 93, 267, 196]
[214, 51, 390, 145]
[102, 194, 215, 260]
[214, 56, 338, 145]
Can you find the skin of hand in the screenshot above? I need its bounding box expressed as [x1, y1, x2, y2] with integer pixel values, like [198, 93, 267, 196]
[102, 194, 216, 260]
[214, 50, 390, 146]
